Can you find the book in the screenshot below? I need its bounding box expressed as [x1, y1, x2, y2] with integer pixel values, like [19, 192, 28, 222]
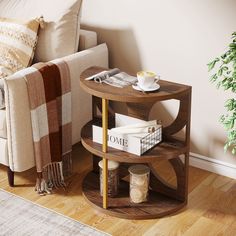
[85, 68, 137, 88]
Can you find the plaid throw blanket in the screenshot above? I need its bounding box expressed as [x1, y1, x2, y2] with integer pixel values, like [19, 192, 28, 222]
[24, 61, 72, 195]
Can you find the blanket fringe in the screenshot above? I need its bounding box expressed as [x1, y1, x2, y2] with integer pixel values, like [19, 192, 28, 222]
[35, 153, 72, 195]
[35, 162, 65, 195]
[35, 177, 52, 196]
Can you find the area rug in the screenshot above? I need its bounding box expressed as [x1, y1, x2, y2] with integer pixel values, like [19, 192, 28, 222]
[0, 189, 109, 236]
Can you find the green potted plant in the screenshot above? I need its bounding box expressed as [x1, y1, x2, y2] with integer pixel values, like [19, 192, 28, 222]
[208, 32, 236, 154]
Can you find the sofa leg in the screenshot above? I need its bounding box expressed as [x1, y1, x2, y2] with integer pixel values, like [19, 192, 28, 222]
[7, 167, 14, 187]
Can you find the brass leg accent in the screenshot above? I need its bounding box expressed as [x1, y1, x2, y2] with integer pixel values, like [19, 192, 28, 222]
[102, 99, 108, 209]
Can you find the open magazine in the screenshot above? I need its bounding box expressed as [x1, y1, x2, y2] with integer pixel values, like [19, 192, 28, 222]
[85, 68, 137, 88]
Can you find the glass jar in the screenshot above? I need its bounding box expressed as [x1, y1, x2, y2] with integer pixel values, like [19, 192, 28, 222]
[128, 165, 150, 203]
[99, 160, 119, 197]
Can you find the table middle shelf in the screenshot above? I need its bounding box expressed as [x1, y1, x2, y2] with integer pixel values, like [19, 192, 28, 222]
[81, 119, 188, 163]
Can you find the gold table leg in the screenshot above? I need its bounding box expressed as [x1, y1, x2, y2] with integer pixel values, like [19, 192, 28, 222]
[102, 98, 108, 209]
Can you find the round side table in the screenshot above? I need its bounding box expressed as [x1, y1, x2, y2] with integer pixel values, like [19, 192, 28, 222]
[80, 66, 192, 220]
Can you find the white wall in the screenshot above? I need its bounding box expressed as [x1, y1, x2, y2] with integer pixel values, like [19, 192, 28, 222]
[81, 0, 236, 165]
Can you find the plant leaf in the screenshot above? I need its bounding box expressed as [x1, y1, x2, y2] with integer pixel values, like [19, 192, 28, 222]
[207, 59, 219, 71]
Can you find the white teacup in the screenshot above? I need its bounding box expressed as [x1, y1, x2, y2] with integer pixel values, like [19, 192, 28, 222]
[137, 71, 160, 89]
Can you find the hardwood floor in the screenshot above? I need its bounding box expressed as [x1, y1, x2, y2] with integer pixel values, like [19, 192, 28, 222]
[0, 144, 235, 236]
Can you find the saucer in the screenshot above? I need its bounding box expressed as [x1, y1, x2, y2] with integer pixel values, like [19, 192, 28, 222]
[132, 83, 160, 92]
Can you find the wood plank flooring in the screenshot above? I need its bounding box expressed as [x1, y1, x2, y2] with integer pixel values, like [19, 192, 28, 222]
[0, 144, 235, 236]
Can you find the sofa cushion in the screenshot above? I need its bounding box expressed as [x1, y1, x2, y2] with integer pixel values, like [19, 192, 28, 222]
[0, 0, 83, 62]
[0, 17, 41, 79]
[0, 138, 8, 166]
[0, 109, 7, 139]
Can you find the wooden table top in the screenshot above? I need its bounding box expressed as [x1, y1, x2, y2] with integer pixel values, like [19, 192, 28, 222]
[80, 66, 191, 102]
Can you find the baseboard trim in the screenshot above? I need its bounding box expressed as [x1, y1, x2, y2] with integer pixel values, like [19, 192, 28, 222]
[189, 152, 236, 180]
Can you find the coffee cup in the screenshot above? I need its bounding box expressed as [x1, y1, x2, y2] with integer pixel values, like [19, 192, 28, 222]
[137, 71, 160, 89]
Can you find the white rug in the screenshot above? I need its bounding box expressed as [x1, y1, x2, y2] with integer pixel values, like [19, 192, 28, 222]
[0, 189, 109, 236]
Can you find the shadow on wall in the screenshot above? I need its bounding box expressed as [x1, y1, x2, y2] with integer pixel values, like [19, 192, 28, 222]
[81, 25, 199, 153]
[81, 24, 141, 74]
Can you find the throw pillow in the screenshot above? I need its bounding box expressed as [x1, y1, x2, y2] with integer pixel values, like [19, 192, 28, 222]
[0, 17, 42, 78]
[0, 0, 83, 62]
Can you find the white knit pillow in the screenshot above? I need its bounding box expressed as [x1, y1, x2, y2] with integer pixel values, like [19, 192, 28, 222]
[0, 17, 41, 78]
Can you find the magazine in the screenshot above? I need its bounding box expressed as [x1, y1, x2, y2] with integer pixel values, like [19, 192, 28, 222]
[85, 68, 137, 88]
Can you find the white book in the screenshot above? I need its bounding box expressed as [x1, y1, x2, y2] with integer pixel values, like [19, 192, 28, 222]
[92, 113, 162, 156]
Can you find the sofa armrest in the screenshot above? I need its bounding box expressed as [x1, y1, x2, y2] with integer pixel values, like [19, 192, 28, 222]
[79, 29, 98, 51]
[4, 43, 108, 172]
[4, 70, 35, 172]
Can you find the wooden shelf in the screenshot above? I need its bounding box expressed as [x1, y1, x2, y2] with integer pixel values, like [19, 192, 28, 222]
[80, 66, 192, 219]
[81, 120, 187, 163]
[82, 172, 186, 220]
[80, 66, 191, 103]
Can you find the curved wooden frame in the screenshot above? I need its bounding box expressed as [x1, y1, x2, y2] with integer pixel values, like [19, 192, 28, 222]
[80, 67, 192, 219]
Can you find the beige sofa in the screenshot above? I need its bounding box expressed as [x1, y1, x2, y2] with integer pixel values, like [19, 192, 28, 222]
[0, 0, 109, 185]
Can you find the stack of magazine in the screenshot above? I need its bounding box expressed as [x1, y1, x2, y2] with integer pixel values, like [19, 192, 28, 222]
[85, 68, 137, 88]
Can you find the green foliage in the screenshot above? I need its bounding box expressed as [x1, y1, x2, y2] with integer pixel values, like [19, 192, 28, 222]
[208, 32, 236, 155]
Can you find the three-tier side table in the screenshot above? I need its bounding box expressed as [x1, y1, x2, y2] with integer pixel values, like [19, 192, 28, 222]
[80, 66, 192, 220]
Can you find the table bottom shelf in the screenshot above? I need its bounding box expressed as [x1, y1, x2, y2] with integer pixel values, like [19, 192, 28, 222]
[82, 172, 187, 220]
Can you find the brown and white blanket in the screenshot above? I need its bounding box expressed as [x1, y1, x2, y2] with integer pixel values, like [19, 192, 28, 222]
[24, 61, 72, 195]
